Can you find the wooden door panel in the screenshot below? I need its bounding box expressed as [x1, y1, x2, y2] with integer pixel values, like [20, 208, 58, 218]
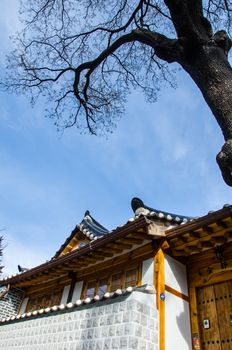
[214, 281, 232, 350]
[197, 281, 232, 350]
[197, 285, 221, 350]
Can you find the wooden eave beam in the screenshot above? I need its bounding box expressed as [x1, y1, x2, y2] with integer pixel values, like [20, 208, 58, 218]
[70, 236, 78, 243]
[181, 232, 200, 242]
[75, 259, 91, 267]
[216, 220, 228, 229]
[61, 264, 81, 273]
[93, 251, 114, 258]
[200, 241, 214, 249]
[171, 230, 232, 257]
[213, 236, 226, 244]
[1, 216, 150, 286]
[80, 257, 98, 264]
[187, 231, 201, 239]
[103, 245, 123, 254]
[66, 244, 73, 249]
[127, 230, 146, 238]
[121, 238, 144, 245]
[200, 226, 214, 234]
[167, 207, 232, 240]
[187, 247, 201, 254]
[170, 223, 232, 250]
[112, 242, 132, 250]
[76, 242, 154, 280]
[18, 276, 53, 286]
[88, 252, 106, 260]
[63, 262, 87, 269]
[71, 261, 89, 267]
[187, 240, 232, 266]
[171, 250, 188, 257]
[98, 246, 122, 254]
[224, 231, 232, 241]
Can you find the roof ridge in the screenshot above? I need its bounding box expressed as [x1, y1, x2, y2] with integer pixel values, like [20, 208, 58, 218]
[83, 211, 108, 232]
[131, 197, 192, 223]
[53, 211, 109, 258]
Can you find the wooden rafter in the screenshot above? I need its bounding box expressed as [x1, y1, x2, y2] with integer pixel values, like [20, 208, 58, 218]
[2, 217, 155, 287]
[122, 237, 144, 244]
[105, 246, 123, 253]
[170, 222, 232, 256]
[98, 246, 122, 254]
[113, 242, 133, 249]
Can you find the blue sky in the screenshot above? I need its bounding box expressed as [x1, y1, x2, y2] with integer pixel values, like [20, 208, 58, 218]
[0, 1, 231, 275]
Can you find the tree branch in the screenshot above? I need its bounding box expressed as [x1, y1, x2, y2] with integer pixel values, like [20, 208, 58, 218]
[72, 29, 180, 128]
[73, 29, 179, 93]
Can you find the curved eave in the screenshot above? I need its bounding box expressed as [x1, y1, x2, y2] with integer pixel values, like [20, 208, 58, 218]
[131, 197, 192, 224]
[166, 205, 232, 257]
[0, 216, 151, 287]
[53, 225, 81, 258]
[53, 214, 109, 258]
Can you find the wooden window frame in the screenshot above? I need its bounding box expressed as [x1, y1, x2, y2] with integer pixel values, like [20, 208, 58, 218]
[81, 279, 97, 299]
[97, 278, 109, 296]
[124, 267, 138, 288]
[26, 289, 62, 313]
[81, 262, 142, 298]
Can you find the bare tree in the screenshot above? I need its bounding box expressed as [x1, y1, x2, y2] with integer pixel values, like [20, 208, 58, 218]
[1, 0, 232, 185]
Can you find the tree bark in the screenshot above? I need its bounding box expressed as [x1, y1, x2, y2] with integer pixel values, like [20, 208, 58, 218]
[179, 38, 232, 185]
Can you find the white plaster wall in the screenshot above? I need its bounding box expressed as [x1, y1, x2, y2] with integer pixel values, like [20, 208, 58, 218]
[164, 254, 188, 296]
[165, 291, 192, 350]
[142, 258, 154, 286]
[60, 284, 70, 304]
[71, 281, 83, 302]
[131, 290, 156, 309]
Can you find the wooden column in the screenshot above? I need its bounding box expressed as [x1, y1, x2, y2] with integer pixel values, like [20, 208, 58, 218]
[154, 249, 165, 350]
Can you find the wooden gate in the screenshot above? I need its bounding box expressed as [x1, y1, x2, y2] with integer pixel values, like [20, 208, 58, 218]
[197, 281, 232, 349]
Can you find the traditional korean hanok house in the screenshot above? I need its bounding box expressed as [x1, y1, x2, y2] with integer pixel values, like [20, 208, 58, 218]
[0, 198, 231, 350]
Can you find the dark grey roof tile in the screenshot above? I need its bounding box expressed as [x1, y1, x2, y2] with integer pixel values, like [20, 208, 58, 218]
[53, 211, 109, 258]
[131, 197, 192, 224]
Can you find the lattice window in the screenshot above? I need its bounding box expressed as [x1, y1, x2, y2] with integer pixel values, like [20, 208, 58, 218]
[26, 290, 62, 312]
[86, 281, 96, 298]
[125, 268, 137, 288]
[98, 279, 108, 296]
[81, 262, 141, 298]
[111, 272, 122, 292]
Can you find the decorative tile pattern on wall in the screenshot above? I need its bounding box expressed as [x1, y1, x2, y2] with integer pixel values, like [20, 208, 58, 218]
[0, 291, 158, 350]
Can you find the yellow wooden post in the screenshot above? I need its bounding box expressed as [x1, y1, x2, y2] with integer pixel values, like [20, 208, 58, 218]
[154, 248, 165, 350]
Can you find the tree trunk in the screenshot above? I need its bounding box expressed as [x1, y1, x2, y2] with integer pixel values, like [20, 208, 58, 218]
[182, 45, 232, 140]
[179, 42, 232, 185]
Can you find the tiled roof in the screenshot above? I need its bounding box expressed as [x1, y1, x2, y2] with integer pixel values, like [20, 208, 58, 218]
[79, 210, 109, 239]
[1, 200, 231, 284]
[53, 211, 109, 258]
[0, 284, 155, 324]
[1, 216, 149, 285]
[131, 197, 192, 224]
